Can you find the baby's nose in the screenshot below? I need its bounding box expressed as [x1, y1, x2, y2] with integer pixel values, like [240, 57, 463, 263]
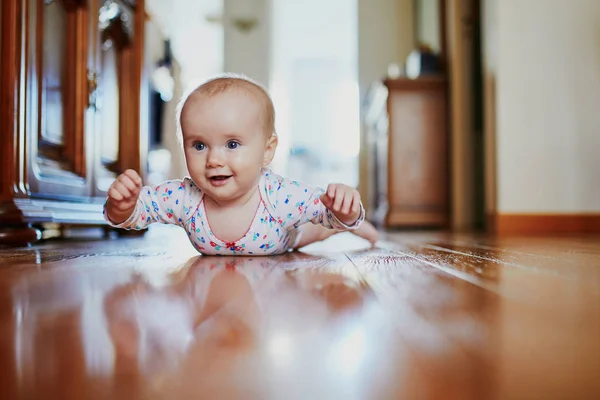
[206, 148, 225, 167]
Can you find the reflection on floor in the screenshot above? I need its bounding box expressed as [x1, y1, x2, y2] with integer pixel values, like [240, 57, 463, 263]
[0, 225, 598, 399]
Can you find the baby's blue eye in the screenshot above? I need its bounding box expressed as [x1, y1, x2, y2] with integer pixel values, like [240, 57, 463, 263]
[227, 141, 240, 149]
[193, 142, 205, 151]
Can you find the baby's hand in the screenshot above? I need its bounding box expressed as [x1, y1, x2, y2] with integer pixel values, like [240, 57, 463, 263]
[320, 183, 362, 226]
[106, 169, 143, 224]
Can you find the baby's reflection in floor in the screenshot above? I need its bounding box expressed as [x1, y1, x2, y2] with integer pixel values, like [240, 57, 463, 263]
[104, 252, 370, 382]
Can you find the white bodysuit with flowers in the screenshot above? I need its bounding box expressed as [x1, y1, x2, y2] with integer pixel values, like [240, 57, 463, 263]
[104, 168, 364, 255]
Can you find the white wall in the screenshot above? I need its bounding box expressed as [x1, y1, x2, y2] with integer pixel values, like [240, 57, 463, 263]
[416, 0, 440, 52]
[145, 0, 223, 89]
[357, 0, 414, 100]
[224, 0, 271, 86]
[496, 0, 600, 213]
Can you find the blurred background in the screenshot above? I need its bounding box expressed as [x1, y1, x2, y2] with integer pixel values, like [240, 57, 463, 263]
[145, 0, 362, 190]
[143, 0, 464, 229]
[2, 0, 599, 239]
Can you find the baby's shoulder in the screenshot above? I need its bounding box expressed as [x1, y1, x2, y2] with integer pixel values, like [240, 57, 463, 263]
[262, 168, 308, 195]
[180, 177, 203, 202]
[171, 177, 203, 217]
[147, 177, 201, 194]
[260, 168, 317, 209]
[145, 177, 203, 208]
[181, 177, 201, 191]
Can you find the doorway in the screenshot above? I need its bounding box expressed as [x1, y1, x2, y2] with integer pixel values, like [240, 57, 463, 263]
[269, 0, 361, 189]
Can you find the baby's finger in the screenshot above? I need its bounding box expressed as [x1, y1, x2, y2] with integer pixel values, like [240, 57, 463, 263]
[108, 186, 124, 202]
[351, 191, 361, 214]
[332, 189, 344, 212]
[118, 174, 140, 193]
[112, 180, 134, 199]
[341, 191, 353, 215]
[327, 184, 337, 199]
[320, 193, 333, 208]
[123, 169, 142, 186]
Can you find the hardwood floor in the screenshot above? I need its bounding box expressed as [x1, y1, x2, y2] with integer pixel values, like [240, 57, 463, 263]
[0, 225, 598, 399]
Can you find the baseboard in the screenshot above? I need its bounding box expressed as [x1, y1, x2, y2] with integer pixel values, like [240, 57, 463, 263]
[490, 213, 600, 235]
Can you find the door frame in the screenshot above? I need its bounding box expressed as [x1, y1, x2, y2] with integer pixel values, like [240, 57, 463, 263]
[446, 0, 496, 231]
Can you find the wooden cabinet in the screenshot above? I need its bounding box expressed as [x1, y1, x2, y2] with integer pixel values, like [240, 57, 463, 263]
[365, 76, 449, 229]
[31, 0, 94, 199]
[0, 0, 146, 246]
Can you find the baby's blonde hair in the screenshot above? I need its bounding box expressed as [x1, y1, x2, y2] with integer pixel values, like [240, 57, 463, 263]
[175, 73, 275, 146]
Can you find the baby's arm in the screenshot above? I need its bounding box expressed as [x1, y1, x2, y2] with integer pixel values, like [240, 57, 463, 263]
[268, 174, 365, 231]
[319, 183, 363, 227]
[104, 169, 190, 230]
[299, 183, 365, 230]
[104, 169, 142, 224]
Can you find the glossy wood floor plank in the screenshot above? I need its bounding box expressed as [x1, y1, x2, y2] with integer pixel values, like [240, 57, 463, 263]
[0, 226, 598, 399]
[426, 241, 600, 278]
[345, 247, 500, 400]
[348, 244, 599, 400]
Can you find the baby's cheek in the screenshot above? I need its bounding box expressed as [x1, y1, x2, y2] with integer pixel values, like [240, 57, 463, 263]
[186, 154, 205, 168]
[185, 162, 206, 185]
[235, 149, 264, 167]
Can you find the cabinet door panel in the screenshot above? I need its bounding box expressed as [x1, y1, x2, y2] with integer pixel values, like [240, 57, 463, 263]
[28, 0, 92, 199]
[385, 78, 449, 228]
[40, 0, 66, 147]
[99, 44, 120, 164]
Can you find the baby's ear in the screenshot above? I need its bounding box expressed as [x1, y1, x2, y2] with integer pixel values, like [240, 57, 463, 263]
[263, 133, 278, 166]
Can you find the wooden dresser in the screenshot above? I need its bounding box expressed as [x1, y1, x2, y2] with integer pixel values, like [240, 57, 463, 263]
[365, 76, 449, 229]
[0, 0, 147, 246]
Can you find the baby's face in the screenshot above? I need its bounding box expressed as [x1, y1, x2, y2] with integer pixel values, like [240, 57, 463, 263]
[180, 89, 276, 205]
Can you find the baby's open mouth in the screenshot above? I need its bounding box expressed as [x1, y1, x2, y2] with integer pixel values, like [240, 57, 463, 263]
[209, 175, 233, 182]
[210, 175, 232, 180]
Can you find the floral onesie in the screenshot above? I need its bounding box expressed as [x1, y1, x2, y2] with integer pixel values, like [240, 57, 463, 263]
[103, 168, 364, 255]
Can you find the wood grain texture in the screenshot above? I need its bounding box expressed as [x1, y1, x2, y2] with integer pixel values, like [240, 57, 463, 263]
[0, 0, 21, 201]
[0, 227, 597, 399]
[116, 0, 144, 174]
[0, 0, 35, 245]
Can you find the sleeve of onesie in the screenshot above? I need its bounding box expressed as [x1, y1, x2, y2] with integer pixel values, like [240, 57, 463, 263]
[263, 171, 365, 231]
[103, 177, 199, 230]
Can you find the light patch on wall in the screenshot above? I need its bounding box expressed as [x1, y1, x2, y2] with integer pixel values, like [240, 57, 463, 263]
[145, 0, 224, 89]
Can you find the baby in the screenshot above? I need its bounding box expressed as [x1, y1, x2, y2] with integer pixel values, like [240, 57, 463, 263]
[103, 73, 379, 255]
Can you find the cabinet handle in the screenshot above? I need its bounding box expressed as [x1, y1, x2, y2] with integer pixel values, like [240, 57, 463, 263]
[87, 69, 98, 110]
